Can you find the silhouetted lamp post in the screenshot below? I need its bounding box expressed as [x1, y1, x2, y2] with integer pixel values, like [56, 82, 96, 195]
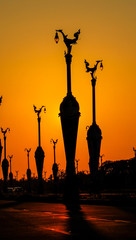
[25, 148, 31, 180]
[85, 60, 103, 189]
[25, 148, 31, 192]
[0, 139, 3, 164]
[8, 155, 13, 183]
[75, 159, 80, 174]
[33, 105, 46, 193]
[1, 128, 10, 181]
[99, 154, 104, 167]
[0, 96, 2, 106]
[50, 139, 58, 182]
[0, 98, 3, 164]
[55, 29, 80, 208]
[133, 147, 136, 158]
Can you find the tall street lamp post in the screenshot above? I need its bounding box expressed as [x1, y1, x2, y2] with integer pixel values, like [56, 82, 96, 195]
[1, 128, 10, 191]
[25, 148, 31, 192]
[8, 155, 13, 184]
[33, 105, 46, 193]
[55, 29, 81, 208]
[0, 96, 2, 106]
[0, 139, 3, 165]
[51, 139, 59, 193]
[85, 59, 103, 191]
[25, 148, 31, 180]
[99, 154, 104, 167]
[75, 159, 80, 174]
[0, 97, 3, 172]
[50, 139, 58, 182]
[133, 147, 136, 158]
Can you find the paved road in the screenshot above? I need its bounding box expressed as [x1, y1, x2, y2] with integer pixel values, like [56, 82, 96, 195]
[0, 202, 136, 240]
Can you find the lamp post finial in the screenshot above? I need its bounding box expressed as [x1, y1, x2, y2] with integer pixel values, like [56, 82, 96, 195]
[85, 59, 103, 80]
[55, 29, 80, 54]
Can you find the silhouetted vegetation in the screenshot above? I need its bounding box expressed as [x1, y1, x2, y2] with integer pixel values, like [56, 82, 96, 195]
[99, 158, 136, 191]
[1, 157, 136, 198]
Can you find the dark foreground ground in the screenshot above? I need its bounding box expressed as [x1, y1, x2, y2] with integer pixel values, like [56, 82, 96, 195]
[0, 198, 136, 240]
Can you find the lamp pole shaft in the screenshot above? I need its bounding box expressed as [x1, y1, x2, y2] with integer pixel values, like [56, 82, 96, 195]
[92, 79, 96, 124]
[10, 159, 11, 173]
[4, 136, 6, 159]
[27, 153, 30, 169]
[65, 54, 72, 95]
[53, 145, 56, 164]
[38, 117, 41, 147]
[77, 162, 78, 173]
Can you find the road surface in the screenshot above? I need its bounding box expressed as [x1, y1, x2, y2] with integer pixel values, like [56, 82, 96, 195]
[0, 202, 136, 240]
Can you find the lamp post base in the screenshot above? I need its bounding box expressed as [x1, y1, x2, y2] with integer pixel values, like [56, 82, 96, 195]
[63, 174, 80, 212]
[9, 172, 13, 186]
[52, 163, 58, 194]
[87, 123, 102, 193]
[2, 158, 9, 192]
[35, 146, 44, 194]
[59, 94, 80, 210]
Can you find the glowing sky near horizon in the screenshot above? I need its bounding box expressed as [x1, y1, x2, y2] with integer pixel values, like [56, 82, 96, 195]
[0, 0, 136, 179]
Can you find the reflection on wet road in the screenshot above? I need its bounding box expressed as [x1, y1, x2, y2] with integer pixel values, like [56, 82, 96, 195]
[1, 203, 136, 240]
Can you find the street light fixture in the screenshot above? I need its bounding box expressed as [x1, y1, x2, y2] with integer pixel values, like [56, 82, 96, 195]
[0, 96, 2, 106]
[54, 31, 59, 43]
[55, 29, 81, 208]
[0, 139, 3, 164]
[33, 105, 46, 193]
[75, 159, 80, 174]
[0, 97, 3, 164]
[24, 148, 31, 180]
[8, 155, 13, 183]
[25, 148, 31, 192]
[50, 139, 58, 182]
[85, 60, 103, 191]
[100, 61, 103, 70]
[99, 154, 104, 167]
[1, 128, 10, 185]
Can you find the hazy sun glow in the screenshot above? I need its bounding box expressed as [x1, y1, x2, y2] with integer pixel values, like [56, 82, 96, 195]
[0, 0, 136, 179]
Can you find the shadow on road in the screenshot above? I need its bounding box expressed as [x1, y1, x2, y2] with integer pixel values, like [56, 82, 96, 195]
[66, 205, 109, 240]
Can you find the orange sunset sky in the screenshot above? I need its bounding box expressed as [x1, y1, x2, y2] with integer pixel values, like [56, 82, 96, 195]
[0, 0, 136, 179]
